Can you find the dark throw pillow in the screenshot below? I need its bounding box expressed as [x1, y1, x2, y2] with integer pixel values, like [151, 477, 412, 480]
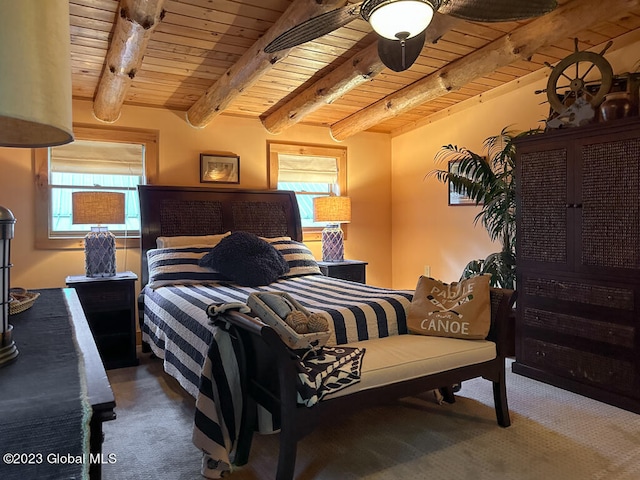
[199, 231, 289, 286]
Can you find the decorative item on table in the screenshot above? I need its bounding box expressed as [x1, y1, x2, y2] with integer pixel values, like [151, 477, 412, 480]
[0, 206, 18, 367]
[313, 195, 351, 262]
[9, 288, 40, 315]
[72, 191, 125, 277]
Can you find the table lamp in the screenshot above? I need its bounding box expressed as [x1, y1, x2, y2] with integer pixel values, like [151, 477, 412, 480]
[313, 196, 351, 262]
[72, 192, 125, 277]
[0, 206, 18, 367]
[0, 1, 74, 367]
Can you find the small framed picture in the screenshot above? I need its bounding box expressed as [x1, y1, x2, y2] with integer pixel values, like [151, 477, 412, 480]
[200, 153, 240, 184]
[448, 160, 477, 206]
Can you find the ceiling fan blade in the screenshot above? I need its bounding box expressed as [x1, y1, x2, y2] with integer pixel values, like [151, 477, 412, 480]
[438, 0, 557, 22]
[378, 31, 426, 73]
[264, 3, 362, 53]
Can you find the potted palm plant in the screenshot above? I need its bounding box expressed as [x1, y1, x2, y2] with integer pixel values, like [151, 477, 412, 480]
[428, 127, 541, 289]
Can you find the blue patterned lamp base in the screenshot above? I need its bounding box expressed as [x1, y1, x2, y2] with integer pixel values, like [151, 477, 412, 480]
[84, 227, 116, 277]
[321, 224, 344, 262]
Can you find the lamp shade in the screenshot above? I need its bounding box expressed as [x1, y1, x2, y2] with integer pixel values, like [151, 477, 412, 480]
[313, 196, 351, 223]
[362, 0, 436, 40]
[72, 192, 126, 226]
[0, 0, 73, 148]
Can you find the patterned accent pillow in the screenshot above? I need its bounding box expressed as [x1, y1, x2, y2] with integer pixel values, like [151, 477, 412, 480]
[407, 274, 492, 339]
[147, 247, 229, 289]
[266, 238, 322, 278]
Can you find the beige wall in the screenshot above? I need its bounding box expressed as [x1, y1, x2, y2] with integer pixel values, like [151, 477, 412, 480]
[390, 37, 640, 289]
[0, 99, 393, 290]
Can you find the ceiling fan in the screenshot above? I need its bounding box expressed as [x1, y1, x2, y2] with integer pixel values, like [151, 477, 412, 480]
[265, 0, 558, 72]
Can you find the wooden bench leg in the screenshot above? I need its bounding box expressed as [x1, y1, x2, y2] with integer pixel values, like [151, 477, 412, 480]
[276, 426, 298, 480]
[438, 386, 456, 404]
[492, 366, 511, 427]
[232, 396, 256, 466]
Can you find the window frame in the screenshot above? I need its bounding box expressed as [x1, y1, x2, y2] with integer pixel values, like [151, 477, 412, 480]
[267, 141, 347, 242]
[34, 124, 159, 250]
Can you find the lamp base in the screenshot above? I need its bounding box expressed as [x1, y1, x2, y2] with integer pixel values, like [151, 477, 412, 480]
[84, 226, 117, 277]
[0, 324, 19, 367]
[321, 224, 344, 262]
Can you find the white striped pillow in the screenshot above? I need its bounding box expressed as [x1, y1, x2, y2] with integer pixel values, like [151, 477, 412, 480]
[156, 231, 230, 248]
[147, 247, 228, 289]
[266, 238, 322, 278]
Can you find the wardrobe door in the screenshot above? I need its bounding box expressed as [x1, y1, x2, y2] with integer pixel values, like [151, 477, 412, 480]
[516, 140, 572, 273]
[575, 129, 640, 279]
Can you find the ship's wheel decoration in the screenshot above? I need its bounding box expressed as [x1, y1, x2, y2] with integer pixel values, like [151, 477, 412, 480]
[542, 39, 614, 128]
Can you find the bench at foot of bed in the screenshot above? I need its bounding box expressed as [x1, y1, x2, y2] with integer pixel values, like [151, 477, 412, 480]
[216, 288, 516, 480]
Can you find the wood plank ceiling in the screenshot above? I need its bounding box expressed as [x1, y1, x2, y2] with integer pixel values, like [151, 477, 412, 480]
[69, 0, 640, 139]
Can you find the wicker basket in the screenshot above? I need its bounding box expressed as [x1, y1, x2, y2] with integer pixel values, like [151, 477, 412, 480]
[9, 288, 40, 315]
[247, 292, 331, 350]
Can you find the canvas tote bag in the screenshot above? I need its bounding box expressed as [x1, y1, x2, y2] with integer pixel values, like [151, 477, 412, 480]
[407, 274, 491, 339]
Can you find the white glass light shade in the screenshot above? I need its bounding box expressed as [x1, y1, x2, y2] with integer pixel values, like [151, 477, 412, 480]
[0, 0, 73, 147]
[366, 0, 435, 40]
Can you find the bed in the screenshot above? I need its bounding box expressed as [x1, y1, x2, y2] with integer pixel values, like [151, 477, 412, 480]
[137, 185, 415, 476]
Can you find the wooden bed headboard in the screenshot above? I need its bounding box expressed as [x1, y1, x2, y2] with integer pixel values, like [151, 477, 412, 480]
[138, 185, 302, 287]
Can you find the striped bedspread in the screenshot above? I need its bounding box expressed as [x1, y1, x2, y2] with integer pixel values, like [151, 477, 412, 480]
[141, 274, 413, 477]
[141, 273, 413, 398]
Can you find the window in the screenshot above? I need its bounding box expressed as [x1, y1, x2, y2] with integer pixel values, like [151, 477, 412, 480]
[35, 124, 159, 249]
[267, 141, 347, 241]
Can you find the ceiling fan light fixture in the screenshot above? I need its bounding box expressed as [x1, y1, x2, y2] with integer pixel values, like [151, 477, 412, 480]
[362, 0, 438, 41]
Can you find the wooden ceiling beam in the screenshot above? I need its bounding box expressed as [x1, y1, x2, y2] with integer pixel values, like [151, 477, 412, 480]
[330, 0, 639, 141]
[93, 0, 166, 123]
[185, 0, 349, 129]
[261, 14, 462, 135]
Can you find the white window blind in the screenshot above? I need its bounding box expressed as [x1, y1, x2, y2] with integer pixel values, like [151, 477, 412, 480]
[277, 154, 337, 183]
[47, 139, 144, 235]
[50, 140, 144, 176]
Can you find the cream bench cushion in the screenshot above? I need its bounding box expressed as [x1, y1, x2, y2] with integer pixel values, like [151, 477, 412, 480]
[325, 334, 497, 400]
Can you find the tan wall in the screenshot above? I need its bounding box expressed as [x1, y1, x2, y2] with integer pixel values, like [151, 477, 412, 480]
[0, 99, 393, 290]
[390, 38, 640, 290]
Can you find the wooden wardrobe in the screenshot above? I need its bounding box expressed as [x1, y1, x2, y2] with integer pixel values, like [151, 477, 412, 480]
[513, 117, 640, 413]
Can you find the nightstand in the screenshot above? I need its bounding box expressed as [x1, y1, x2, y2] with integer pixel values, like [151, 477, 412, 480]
[66, 271, 138, 369]
[317, 260, 367, 283]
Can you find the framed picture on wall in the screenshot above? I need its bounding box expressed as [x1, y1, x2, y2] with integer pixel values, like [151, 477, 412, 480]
[448, 160, 477, 206]
[200, 153, 240, 184]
